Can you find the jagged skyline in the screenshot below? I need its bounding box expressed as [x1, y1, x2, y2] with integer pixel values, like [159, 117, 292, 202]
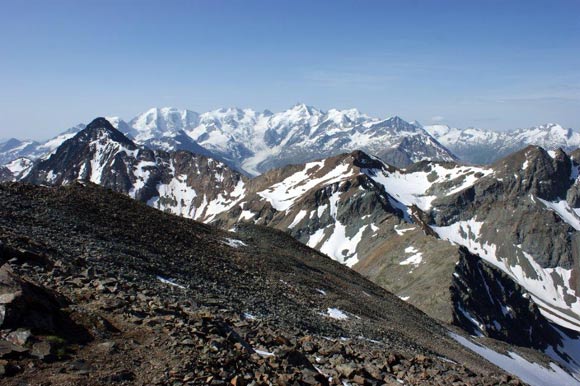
[1, 0, 579, 137]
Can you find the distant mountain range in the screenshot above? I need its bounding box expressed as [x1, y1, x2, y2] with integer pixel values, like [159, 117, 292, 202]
[2, 104, 456, 176]
[2, 106, 577, 179]
[425, 123, 580, 164]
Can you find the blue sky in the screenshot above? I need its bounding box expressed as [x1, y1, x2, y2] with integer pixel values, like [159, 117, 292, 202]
[1, 0, 579, 139]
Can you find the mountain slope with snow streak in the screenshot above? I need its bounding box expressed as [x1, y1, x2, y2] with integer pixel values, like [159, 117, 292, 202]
[23, 118, 247, 223]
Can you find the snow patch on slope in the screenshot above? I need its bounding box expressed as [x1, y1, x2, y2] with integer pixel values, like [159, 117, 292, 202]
[451, 332, 580, 386]
[433, 219, 580, 331]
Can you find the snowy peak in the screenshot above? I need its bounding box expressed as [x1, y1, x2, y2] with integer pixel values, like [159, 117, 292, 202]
[426, 122, 580, 165]
[324, 108, 364, 125]
[79, 117, 135, 147]
[511, 123, 578, 145]
[2, 105, 457, 175]
[23, 118, 247, 222]
[129, 107, 200, 141]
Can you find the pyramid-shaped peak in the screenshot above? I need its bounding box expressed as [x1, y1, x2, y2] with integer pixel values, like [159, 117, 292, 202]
[78, 117, 135, 147]
[86, 117, 116, 130]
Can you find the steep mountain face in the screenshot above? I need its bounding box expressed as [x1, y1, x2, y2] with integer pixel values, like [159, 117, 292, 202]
[427, 146, 580, 329]
[1, 182, 537, 385]
[451, 247, 561, 349]
[24, 118, 247, 222]
[425, 123, 580, 165]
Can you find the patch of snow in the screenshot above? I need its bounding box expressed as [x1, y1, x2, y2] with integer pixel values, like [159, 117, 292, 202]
[243, 312, 256, 320]
[222, 238, 247, 248]
[239, 210, 255, 221]
[288, 209, 308, 229]
[399, 246, 423, 269]
[538, 198, 580, 231]
[394, 225, 415, 235]
[326, 308, 349, 320]
[451, 332, 580, 386]
[156, 276, 186, 289]
[255, 349, 275, 357]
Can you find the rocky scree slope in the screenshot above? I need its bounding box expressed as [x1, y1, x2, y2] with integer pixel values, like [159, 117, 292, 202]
[0, 182, 520, 385]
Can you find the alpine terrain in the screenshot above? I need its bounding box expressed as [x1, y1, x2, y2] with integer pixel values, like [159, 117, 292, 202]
[3, 178, 556, 385]
[10, 117, 580, 385]
[425, 123, 580, 165]
[1, 105, 456, 178]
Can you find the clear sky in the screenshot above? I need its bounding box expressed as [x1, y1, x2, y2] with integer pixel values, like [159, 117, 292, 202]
[1, 0, 579, 140]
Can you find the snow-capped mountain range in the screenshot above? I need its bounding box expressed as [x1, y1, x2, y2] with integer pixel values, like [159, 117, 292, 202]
[2, 105, 457, 176]
[15, 117, 580, 378]
[425, 123, 580, 165]
[3, 106, 577, 178]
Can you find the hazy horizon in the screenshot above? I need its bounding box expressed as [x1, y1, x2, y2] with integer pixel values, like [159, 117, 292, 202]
[1, 0, 578, 139]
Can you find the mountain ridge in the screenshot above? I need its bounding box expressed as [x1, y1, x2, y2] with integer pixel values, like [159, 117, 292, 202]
[2, 106, 457, 176]
[425, 123, 580, 165]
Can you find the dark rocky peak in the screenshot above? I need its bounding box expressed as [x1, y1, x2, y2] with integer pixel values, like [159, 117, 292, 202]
[349, 150, 391, 171]
[382, 116, 415, 130]
[0, 166, 13, 182]
[75, 117, 135, 148]
[22, 118, 145, 188]
[492, 145, 573, 201]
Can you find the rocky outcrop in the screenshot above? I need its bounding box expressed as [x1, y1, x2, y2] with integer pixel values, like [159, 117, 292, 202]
[451, 247, 561, 348]
[0, 166, 12, 182]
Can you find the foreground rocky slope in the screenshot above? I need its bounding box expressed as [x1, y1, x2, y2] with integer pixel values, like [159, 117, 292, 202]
[0, 182, 530, 385]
